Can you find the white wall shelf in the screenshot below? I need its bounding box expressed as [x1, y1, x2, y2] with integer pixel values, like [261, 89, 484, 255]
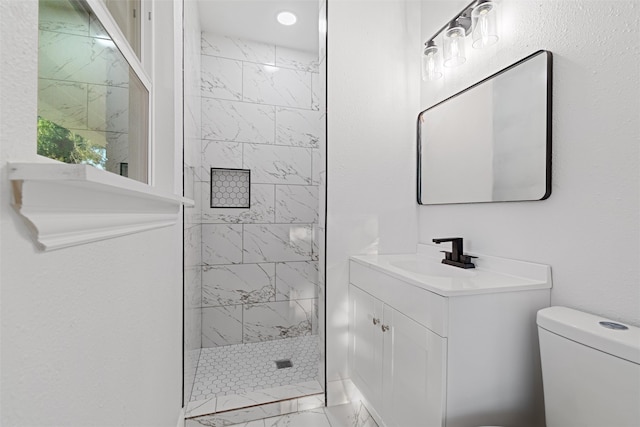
[8, 162, 194, 251]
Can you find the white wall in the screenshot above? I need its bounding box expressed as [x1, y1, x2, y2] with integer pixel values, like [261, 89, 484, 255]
[0, 1, 183, 425]
[419, 1, 640, 325]
[326, 0, 421, 398]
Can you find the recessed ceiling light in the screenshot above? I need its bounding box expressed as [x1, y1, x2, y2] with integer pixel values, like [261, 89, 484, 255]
[277, 11, 297, 26]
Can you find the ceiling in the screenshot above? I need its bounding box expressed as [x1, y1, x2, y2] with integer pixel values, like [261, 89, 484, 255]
[196, 0, 320, 53]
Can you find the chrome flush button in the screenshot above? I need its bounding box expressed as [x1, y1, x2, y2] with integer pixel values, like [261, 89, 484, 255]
[599, 321, 629, 330]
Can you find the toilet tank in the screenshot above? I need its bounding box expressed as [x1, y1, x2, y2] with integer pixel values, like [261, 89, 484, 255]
[537, 306, 640, 427]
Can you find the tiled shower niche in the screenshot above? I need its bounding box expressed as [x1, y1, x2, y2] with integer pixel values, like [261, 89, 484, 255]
[210, 168, 251, 208]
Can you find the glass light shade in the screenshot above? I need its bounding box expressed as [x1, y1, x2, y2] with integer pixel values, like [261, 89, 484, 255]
[422, 44, 442, 81]
[443, 26, 467, 67]
[472, 1, 498, 49]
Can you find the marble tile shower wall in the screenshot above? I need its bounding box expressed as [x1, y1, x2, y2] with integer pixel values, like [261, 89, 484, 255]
[183, 0, 203, 405]
[198, 33, 322, 348]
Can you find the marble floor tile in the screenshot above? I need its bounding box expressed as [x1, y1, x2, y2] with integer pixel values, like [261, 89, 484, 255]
[263, 408, 331, 427]
[296, 395, 325, 412]
[216, 383, 323, 413]
[221, 402, 379, 427]
[324, 402, 378, 427]
[187, 400, 296, 426]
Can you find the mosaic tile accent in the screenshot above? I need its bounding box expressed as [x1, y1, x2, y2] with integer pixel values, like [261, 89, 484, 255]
[190, 335, 320, 402]
[211, 168, 251, 208]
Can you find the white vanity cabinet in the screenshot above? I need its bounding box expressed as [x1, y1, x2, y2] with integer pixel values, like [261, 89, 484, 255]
[348, 248, 552, 427]
[350, 284, 446, 427]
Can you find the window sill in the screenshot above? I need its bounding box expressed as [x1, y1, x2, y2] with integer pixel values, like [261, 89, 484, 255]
[8, 162, 193, 251]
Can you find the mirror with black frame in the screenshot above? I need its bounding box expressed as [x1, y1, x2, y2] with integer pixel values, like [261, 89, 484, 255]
[417, 50, 552, 205]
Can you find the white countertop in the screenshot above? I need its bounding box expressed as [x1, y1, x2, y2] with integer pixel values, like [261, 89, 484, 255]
[350, 245, 552, 297]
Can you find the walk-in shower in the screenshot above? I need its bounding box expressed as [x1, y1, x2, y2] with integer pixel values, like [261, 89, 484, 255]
[182, 0, 327, 419]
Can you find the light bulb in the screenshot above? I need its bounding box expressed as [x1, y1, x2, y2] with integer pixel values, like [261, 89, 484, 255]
[422, 42, 442, 81]
[443, 26, 466, 67]
[472, 1, 498, 49]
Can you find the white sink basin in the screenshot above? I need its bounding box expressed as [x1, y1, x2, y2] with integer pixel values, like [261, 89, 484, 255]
[389, 260, 476, 278]
[350, 246, 552, 296]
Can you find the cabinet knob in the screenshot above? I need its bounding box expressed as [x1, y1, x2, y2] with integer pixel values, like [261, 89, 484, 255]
[372, 318, 380, 325]
[381, 324, 390, 332]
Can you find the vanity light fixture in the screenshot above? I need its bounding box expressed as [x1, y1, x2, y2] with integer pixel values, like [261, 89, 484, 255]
[277, 11, 297, 26]
[422, 0, 500, 77]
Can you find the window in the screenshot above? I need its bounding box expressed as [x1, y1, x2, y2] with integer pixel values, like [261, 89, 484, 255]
[37, 0, 151, 183]
[103, 0, 142, 59]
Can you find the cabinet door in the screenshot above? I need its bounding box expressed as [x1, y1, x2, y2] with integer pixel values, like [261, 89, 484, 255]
[349, 284, 384, 409]
[382, 305, 447, 427]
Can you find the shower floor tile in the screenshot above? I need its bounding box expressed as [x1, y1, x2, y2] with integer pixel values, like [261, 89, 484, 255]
[189, 335, 320, 402]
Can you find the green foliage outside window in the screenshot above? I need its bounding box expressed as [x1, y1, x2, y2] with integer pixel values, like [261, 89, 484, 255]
[37, 117, 106, 168]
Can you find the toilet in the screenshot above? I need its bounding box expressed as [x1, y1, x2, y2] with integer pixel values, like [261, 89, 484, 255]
[537, 306, 640, 427]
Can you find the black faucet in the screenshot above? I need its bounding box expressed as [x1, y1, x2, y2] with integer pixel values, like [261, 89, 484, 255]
[432, 237, 476, 269]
